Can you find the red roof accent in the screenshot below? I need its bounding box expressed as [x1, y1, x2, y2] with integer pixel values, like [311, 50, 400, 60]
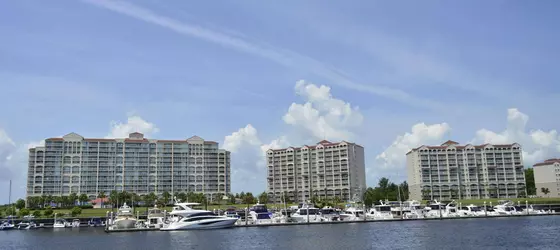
[534, 158, 560, 167]
[84, 138, 115, 142]
[441, 140, 459, 146]
[46, 138, 64, 141]
[270, 141, 357, 151]
[204, 141, 218, 144]
[407, 141, 518, 155]
[318, 140, 332, 144]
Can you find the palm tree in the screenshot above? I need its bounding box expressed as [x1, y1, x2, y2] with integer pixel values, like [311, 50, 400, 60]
[161, 191, 171, 205]
[98, 191, 106, 208]
[78, 194, 89, 206]
[541, 187, 550, 198]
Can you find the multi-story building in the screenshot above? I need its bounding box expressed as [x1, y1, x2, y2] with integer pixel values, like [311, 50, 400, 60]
[26, 132, 231, 200]
[533, 158, 560, 198]
[407, 140, 526, 201]
[266, 140, 366, 203]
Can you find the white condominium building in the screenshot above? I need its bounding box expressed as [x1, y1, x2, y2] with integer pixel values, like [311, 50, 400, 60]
[27, 132, 231, 200]
[266, 140, 366, 203]
[407, 140, 526, 201]
[533, 158, 560, 198]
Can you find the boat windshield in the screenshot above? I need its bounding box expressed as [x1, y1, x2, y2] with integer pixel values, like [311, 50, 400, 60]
[321, 209, 336, 214]
[251, 205, 268, 213]
[256, 213, 271, 220]
[376, 206, 391, 212]
[298, 209, 319, 215]
[429, 205, 443, 210]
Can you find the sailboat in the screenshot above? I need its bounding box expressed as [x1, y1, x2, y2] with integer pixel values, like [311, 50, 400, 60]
[0, 180, 15, 230]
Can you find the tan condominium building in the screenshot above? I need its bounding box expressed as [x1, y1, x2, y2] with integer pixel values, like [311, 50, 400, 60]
[27, 132, 230, 201]
[533, 158, 560, 198]
[266, 140, 366, 203]
[407, 140, 526, 201]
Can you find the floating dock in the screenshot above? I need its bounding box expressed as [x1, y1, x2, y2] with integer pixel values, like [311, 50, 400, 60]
[103, 212, 559, 233]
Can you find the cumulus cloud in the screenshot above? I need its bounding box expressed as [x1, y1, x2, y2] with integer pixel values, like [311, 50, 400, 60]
[282, 80, 363, 141]
[106, 115, 159, 138]
[375, 108, 560, 182]
[471, 108, 560, 165]
[223, 124, 261, 153]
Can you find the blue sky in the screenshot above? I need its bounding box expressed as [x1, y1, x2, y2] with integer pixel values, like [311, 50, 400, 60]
[1, 0, 560, 203]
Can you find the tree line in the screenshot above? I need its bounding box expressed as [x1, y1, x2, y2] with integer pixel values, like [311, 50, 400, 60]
[363, 178, 409, 207]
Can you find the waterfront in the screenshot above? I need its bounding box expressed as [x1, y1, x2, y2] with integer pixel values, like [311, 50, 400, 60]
[1, 216, 559, 250]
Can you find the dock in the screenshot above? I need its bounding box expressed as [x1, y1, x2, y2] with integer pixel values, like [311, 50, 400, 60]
[102, 212, 559, 233]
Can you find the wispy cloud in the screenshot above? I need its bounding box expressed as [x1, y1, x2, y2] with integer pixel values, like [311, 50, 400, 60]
[80, 0, 442, 110]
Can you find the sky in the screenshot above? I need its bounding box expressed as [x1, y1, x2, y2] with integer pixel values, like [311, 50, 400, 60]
[1, 0, 559, 203]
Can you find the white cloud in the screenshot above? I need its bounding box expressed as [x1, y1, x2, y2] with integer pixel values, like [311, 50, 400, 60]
[374, 108, 560, 184]
[0, 128, 17, 182]
[374, 122, 451, 173]
[471, 108, 560, 165]
[106, 115, 159, 138]
[223, 124, 261, 153]
[282, 80, 364, 141]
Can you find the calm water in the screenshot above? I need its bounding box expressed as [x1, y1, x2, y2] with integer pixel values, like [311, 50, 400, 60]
[1, 216, 559, 250]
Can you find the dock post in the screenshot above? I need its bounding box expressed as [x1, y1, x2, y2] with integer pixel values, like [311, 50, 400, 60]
[526, 200, 528, 215]
[484, 202, 487, 217]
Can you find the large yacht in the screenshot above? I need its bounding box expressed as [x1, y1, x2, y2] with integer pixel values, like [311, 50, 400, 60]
[493, 201, 520, 215]
[290, 203, 322, 223]
[458, 204, 486, 217]
[113, 203, 137, 229]
[369, 201, 394, 220]
[169, 201, 208, 220]
[340, 205, 365, 221]
[424, 200, 460, 218]
[146, 205, 166, 228]
[320, 206, 340, 221]
[161, 211, 238, 230]
[248, 203, 273, 224]
[402, 200, 424, 219]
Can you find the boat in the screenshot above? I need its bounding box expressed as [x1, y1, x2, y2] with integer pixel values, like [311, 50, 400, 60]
[290, 203, 322, 223]
[17, 220, 37, 230]
[168, 200, 209, 221]
[402, 200, 424, 219]
[458, 204, 486, 217]
[53, 218, 69, 228]
[340, 204, 365, 221]
[71, 219, 81, 228]
[248, 202, 273, 224]
[161, 211, 238, 230]
[0, 220, 15, 230]
[320, 206, 340, 221]
[424, 200, 460, 218]
[88, 217, 104, 227]
[369, 200, 394, 220]
[146, 205, 166, 228]
[493, 200, 520, 215]
[112, 203, 137, 229]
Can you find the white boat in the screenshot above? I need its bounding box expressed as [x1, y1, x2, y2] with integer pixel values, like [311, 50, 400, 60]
[113, 203, 137, 229]
[290, 203, 322, 223]
[168, 201, 209, 221]
[458, 204, 486, 217]
[53, 219, 69, 228]
[71, 219, 81, 228]
[17, 221, 37, 230]
[424, 200, 460, 218]
[340, 205, 365, 221]
[368, 200, 394, 220]
[161, 211, 238, 231]
[402, 200, 424, 219]
[146, 205, 166, 228]
[493, 201, 520, 215]
[248, 203, 273, 225]
[0, 220, 15, 230]
[525, 205, 546, 214]
[320, 206, 340, 221]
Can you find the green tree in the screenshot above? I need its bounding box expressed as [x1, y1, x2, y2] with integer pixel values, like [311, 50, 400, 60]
[228, 194, 236, 204]
[541, 187, 550, 197]
[78, 194, 89, 206]
[71, 206, 82, 217]
[5, 207, 16, 217]
[68, 193, 78, 206]
[18, 208, 30, 217]
[161, 191, 171, 205]
[399, 181, 409, 200]
[176, 192, 187, 203]
[243, 192, 256, 204]
[15, 199, 26, 209]
[0, 209, 3, 218]
[144, 192, 157, 207]
[258, 192, 269, 204]
[109, 191, 119, 207]
[525, 168, 536, 195]
[32, 210, 41, 218]
[43, 207, 53, 217]
[98, 191, 106, 208]
[362, 187, 377, 207]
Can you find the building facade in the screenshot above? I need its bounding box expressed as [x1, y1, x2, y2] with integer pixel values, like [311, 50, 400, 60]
[27, 132, 231, 200]
[407, 140, 526, 201]
[266, 140, 366, 203]
[533, 159, 560, 198]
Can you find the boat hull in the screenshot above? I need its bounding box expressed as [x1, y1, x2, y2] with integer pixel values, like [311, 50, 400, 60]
[161, 218, 238, 231]
[114, 219, 137, 229]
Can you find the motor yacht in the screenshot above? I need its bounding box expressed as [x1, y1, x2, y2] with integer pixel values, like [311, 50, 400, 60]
[340, 205, 365, 221]
[161, 211, 238, 230]
[320, 206, 340, 221]
[248, 203, 273, 225]
[17, 220, 37, 230]
[0, 220, 15, 230]
[168, 201, 208, 221]
[146, 205, 166, 228]
[88, 217, 104, 227]
[370, 200, 394, 220]
[458, 204, 486, 217]
[402, 200, 424, 219]
[424, 200, 459, 218]
[493, 201, 519, 215]
[112, 203, 137, 229]
[290, 203, 322, 223]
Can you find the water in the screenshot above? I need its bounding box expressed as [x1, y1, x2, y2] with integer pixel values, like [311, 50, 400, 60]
[1, 216, 559, 250]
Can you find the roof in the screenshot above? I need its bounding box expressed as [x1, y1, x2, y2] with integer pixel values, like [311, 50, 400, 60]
[40, 132, 220, 146]
[406, 141, 520, 155]
[269, 140, 358, 152]
[533, 158, 560, 167]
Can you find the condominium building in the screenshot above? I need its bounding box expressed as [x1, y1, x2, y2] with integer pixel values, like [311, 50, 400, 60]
[27, 132, 231, 200]
[266, 140, 366, 203]
[407, 140, 526, 201]
[533, 158, 560, 198]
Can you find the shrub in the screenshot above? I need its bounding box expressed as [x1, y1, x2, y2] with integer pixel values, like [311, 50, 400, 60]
[43, 207, 54, 217]
[78, 205, 93, 209]
[32, 210, 42, 218]
[71, 207, 82, 217]
[18, 208, 30, 217]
